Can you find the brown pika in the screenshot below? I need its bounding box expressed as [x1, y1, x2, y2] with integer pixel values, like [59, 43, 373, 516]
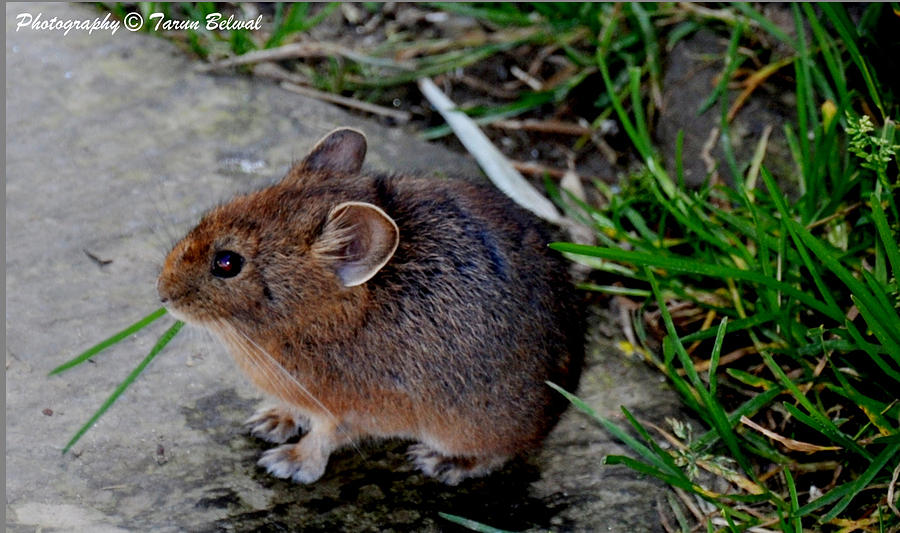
[157, 128, 583, 485]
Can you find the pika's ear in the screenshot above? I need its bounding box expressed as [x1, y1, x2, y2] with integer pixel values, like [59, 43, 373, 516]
[314, 201, 399, 287]
[285, 128, 367, 184]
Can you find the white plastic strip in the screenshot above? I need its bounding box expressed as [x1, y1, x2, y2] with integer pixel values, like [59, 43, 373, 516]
[417, 77, 563, 225]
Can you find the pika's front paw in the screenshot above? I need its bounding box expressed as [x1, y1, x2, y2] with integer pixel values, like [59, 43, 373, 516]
[245, 406, 309, 444]
[408, 443, 507, 486]
[258, 443, 328, 484]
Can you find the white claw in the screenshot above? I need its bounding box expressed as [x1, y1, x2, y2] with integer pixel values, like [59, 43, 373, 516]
[245, 406, 308, 444]
[257, 444, 327, 484]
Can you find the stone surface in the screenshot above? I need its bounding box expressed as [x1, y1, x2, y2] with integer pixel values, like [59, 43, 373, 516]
[657, 28, 796, 190]
[6, 3, 686, 531]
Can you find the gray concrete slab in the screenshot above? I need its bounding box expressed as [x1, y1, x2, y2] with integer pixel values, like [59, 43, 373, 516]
[7, 3, 684, 531]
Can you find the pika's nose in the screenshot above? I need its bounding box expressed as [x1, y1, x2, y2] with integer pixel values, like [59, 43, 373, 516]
[156, 276, 170, 303]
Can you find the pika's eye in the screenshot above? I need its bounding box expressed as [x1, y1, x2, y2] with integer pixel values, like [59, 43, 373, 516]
[211, 250, 244, 278]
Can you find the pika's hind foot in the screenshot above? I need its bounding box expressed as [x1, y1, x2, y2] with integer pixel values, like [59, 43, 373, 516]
[407, 443, 508, 485]
[245, 405, 309, 444]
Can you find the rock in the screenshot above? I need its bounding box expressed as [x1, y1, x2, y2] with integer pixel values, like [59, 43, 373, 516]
[656, 28, 796, 191]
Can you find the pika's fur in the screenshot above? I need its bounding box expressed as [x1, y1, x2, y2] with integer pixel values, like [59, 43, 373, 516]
[158, 128, 583, 485]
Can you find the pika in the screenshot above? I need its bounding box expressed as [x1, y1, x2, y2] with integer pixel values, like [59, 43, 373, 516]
[157, 128, 583, 485]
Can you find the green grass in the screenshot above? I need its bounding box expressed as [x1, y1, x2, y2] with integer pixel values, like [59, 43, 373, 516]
[51, 309, 183, 453]
[71, 3, 900, 530]
[48, 307, 168, 376]
[98, 3, 671, 134]
[547, 3, 900, 531]
[101, 2, 339, 58]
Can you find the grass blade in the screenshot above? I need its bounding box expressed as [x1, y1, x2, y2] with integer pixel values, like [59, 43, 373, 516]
[547, 381, 683, 476]
[849, 295, 900, 363]
[678, 311, 779, 344]
[785, 467, 803, 533]
[603, 455, 708, 497]
[438, 513, 514, 533]
[61, 320, 184, 454]
[759, 168, 843, 319]
[708, 318, 728, 397]
[784, 216, 900, 350]
[427, 3, 537, 26]
[825, 373, 897, 436]
[791, 3, 814, 201]
[49, 307, 168, 376]
[629, 3, 662, 109]
[820, 442, 900, 522]
[698, 21, 745, 115]
[732, 3, 797, 49]
[694, 387, 784, 449]
[843, 320, 900, 384]
[647, 270, 752, 474]
[818, 3, 884, 117]
[794, 479, 858, 517]
[869, 193, 900, 279]
[780, 402, 868, 460]
[620, 406, 692, 483]
[548, 242, 841, 321]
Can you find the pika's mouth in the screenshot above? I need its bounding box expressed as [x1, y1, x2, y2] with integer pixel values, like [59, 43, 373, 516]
[156, 277, 192, 323]
[160, 304, 191, 323]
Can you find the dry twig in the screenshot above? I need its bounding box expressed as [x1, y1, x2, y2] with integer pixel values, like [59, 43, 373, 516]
[457, 74, 521, 99]
[510, 160, 595, 181]
[700, 126, 721, 185]
[490, 118, 595, 136]
[689, 346, 756, 373]
[727, 56, 795, 122]
[740, 416, 841, 453]
[199, 41, 413, 72]
[253, 62, 309, 85]
[279, 81, 412, 123]
[889, 461, 900, 518]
